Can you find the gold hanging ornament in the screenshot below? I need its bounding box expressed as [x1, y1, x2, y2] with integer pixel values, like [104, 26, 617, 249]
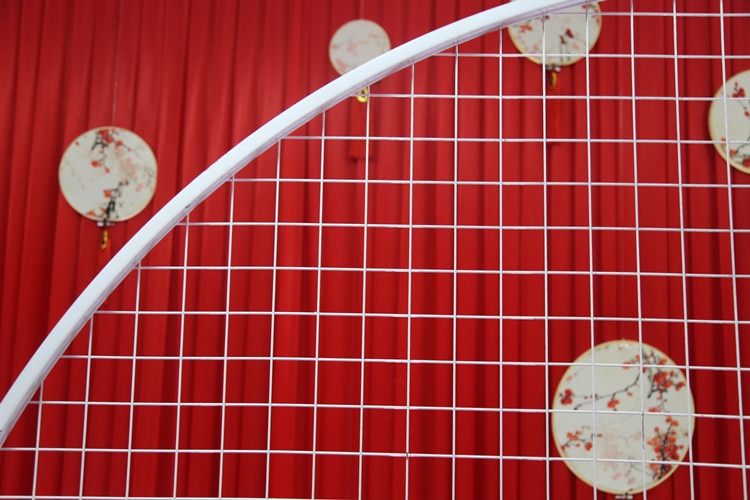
[329, 19, 391, 159]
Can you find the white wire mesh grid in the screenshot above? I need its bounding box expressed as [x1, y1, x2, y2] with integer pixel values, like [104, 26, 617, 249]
[1, 0, 750, 498]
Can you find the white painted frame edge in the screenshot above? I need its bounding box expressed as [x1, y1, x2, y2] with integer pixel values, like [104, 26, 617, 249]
[0, 0, 595, 446]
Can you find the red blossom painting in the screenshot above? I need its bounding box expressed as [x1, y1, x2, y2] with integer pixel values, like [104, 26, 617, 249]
[59, 127, 157, 223]
[508, 3, 602, 68]
[552, 340, 694, 496]
[709, 70, 750, 174]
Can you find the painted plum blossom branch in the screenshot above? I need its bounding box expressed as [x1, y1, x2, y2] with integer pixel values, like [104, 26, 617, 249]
[559, 424, 602, 452]
[629, 351, 686, 412]
[646, 416, 686, 480]
[720, 80, 750, 169]
[90, 128, 126, 174]
[558, 349, 686, 411]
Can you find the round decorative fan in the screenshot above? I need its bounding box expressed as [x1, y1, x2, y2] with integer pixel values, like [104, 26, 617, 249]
[708, 68, 750, 175]
[507, 3, 601, 139]
[329, 19, 391, 76]
[507, 2, 602, 69]
[551, 340, 695, 496]
[59, 126, 157, 223]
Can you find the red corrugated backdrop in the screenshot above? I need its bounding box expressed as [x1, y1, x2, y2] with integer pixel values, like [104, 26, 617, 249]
[1, 0, 749, 498]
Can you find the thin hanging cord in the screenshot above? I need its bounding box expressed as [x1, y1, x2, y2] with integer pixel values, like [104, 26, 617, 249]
[111, 0, 124, 125]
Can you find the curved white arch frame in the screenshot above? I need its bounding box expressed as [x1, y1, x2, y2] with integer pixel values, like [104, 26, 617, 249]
[0, 0, 596, 446]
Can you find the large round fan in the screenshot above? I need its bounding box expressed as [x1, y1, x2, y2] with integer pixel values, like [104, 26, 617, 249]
[552, 340, 695, 496]
[59, 126, 157, 223]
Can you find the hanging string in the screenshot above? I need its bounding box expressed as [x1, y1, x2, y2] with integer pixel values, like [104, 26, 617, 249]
[349, 0, 371, 159]
[99, 0, 124, 266]
[111, 0, 123, 125]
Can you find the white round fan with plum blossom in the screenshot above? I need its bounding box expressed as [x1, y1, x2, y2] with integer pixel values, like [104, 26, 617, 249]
[329, 19, 391, 76]
[551, 340, 695, 496]
[59, 126, 157, 223]
[507, 2, 602, 68]
[708, 69, 750, 175]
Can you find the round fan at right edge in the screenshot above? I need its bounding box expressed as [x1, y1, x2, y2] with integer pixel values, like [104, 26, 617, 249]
[708, 69, 750, 175]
